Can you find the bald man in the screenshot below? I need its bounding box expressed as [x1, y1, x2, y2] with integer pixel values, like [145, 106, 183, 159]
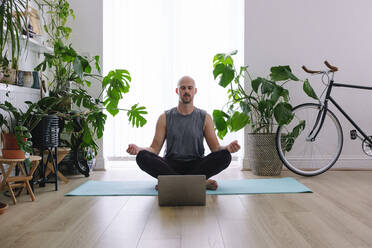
[127, 76, 240, 190]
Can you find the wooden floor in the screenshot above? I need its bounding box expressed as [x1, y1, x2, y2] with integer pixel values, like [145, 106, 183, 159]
[1, 162, 372, 248]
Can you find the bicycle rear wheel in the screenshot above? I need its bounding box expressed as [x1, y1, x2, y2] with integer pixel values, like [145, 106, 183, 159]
[276, 103, 343, 176]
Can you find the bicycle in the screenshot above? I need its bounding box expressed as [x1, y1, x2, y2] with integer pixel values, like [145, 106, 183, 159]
[275, 61, 372, 176]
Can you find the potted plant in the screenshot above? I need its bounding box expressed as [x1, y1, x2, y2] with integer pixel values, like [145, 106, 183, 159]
[34, 0, 147, 123]
[212, 50, 317, 175]
[0, 0, 30, 83]
[0, 101, 40, 159]
[31, 0, 147, 175]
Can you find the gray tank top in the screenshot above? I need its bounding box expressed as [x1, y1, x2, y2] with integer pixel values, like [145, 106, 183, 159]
[164, 107, 206, 161]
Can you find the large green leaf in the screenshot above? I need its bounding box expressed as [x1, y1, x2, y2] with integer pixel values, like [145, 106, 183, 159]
[283, 120, 306, 152]
[274, 102, 293, 126]
[82, 122, 94, 144]
[213, 64, 235, 88]
[239, 101, 251, 114]
[231, 111, 249, 131]
[213, 54, 225, 67]
[213, 50, 236, 68]
[270, 65, 299, 81]
[251, 77, 273, 93]
[261, 81, 275, 94]
[213, 110, 229, 139]
[270, 85, 283, 104]
[87, 111, 107, 139]
[105, 100, 119, 116]
[251, 77, 262, 93]
[292, 120, 306, 137]
[103, 69, 132, 114]
[78, 56, 91, 74]
[223, 50, 237, 66]
[94, 55, 101, 73]
[258, 100, 270, 113]
[213, 64, 225, 79]
[73, 57, 83, 79]
[281, 89, 290, 102]
[217, 127, 228, 140]
[303, 79, 318, 100]
[212, 110, 228, 131]
[127, 104, 148, 128]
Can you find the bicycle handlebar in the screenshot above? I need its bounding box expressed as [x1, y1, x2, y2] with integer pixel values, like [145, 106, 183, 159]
[324, 61, 338, 72]
[302, 61, 338, 74]
[302, 66, 321, 74]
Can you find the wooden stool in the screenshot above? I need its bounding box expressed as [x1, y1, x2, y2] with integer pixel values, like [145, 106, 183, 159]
[0, 156, 42, 205]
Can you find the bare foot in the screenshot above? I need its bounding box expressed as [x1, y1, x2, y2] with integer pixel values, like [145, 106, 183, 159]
[155, 184, 158, 191]
[206, 179, 218, 190]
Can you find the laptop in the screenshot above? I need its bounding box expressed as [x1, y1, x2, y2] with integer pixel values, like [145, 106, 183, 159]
[158, 175, 206, 206]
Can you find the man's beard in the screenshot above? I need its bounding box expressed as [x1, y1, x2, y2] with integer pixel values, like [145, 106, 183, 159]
[181, 94, 192, 104]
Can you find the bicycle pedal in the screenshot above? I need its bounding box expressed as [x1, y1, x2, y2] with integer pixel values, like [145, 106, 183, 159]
[350, 130, 357, 140]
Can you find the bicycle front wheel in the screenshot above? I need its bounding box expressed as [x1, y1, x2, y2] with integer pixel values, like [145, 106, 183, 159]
[276, 103, 343, 176]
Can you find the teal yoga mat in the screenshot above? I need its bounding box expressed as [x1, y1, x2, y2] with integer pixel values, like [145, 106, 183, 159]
[65, 177, 311, 196]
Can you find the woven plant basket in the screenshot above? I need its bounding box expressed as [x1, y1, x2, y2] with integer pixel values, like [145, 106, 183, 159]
[246, 133, 283, 176]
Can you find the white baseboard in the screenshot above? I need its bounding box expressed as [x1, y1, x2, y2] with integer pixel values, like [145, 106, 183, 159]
[332, 155, 372, 169]
[241, 155, 372, 170]
[94, 157, 107, 171]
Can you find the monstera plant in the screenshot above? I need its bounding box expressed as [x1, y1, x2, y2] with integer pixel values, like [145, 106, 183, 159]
[30, 0, 147, 175]
[212, 50, 317, 175]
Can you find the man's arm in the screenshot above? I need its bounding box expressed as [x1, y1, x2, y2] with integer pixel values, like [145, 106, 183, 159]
[127, 113, 166, 155]
[203, 113, 241, 153]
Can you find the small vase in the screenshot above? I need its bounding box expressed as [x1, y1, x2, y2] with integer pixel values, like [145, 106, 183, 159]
[23, 71, 33, 87]
[1, 68, 17, 84]
[17, 71, 24, 86]
[32, 71, 41, 89]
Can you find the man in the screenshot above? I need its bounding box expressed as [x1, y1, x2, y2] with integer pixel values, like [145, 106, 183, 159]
[127, 76, 240, 190]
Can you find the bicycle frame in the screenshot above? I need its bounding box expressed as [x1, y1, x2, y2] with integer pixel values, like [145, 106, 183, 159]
[307, 77, 372, 145]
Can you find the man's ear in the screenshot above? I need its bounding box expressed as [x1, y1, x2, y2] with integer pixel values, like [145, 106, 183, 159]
[194, 88, 197, 94]
[176, 88, 179, 95]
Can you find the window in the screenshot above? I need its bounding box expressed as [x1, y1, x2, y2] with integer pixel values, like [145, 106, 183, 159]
[103, 0, 244, 161]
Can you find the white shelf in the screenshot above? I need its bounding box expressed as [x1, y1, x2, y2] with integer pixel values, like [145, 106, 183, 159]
[4, 26, 53, 54]
[20, 35, 53, 54]
[0, 83, 40, 95]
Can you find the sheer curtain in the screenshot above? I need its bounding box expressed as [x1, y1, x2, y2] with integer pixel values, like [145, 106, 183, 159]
[103, 0, 244, 162]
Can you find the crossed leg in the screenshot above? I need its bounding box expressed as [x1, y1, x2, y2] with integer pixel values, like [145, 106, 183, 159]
[136, 150, 179, 178]
[135, 150, 232, 190]
[188, 150, 232, 190]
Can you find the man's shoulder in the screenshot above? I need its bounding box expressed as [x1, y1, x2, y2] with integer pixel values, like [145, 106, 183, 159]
[165, 107, 177, 116]
[194, 107, 207, 116]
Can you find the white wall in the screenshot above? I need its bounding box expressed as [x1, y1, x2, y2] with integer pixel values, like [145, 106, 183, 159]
[244, 0, 372, 168]
[67, 0, 372, 169]
[68, 0, 105, 170]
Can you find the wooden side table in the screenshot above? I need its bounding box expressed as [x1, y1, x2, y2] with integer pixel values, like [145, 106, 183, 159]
[0, 156, 42, 205]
